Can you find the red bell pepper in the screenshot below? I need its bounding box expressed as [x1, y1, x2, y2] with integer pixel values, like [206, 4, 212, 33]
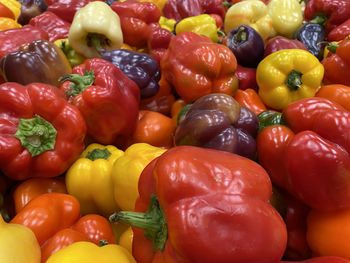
[322, 38, 350, 86]
[263, 36, 307, 58]
[257, 97, 350, 212]
[161, 32, 238, 102]
[304, 0, 350, 33]
[29, 11, 71, 42]
[327, 18, 350, 41]
[0, 82, 86, 181]
[110, 146, 287, 263]
[234, 65, 258, 91]
[59, 58, 140, 146]
[0, 25, 48, 58]
[111, 0, 161, 48]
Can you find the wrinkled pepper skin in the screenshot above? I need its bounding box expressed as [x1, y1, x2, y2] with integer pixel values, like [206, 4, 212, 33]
[161, 32, 238, 102]
[0, 82, 86, 180]
[18, 0, 47, 25]
[174, 93, 259, 160]
[111, 146, 287, 263]
[60, 58, 140, 146]
[46, 241, 136, 263]
[258, 97, 350, 212]
[0, 39, 72, 87]
[0, 25, 48, 58]
[322, 38, 350, 86]
[146, 22, 173, 63]
[100, 49, 161, 98]
[29, 11, 71, 42]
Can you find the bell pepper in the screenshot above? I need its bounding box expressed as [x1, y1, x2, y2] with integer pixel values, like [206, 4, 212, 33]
[162, 0, 225, 22]
[322, 38, 350, 86]
[174, 93, 259, 159]
[327, 18, 350, 41]
[0, 215, 41, 263]
[100, 49, 161, 98]
[0, 24, 48, 58]
[65, 143, 124, 216]
[161, 32, 238, 103]
[111, 143, 166, 211]
[226, 24, 264, 68]
[158, 15, 176, 32]
[282, 257, 350, 263]
[41, 214, 116, 262]
[13, 177, 67, 213]
[257, 97, 350, 212]
[0, 0, 21, 20]
[307, 209, 350, 259]
[54, 38, 86, 67]
[146, 22, 173, 63]
[0, 82, 86, 180]
[47, 0, 95, 23]
[316, 84, 350, 111]
[304, 0, 350, 33]
[118, 226, 133, 253]
[68, 1, 123, 58]
[59, 58, 140, 146]
[175, 14, 219, 42]
[0, 17, 21, 30]
[127, 110, 176, 148]
[234, 88, 267, 116]
[110, 146, 287, 263]
[234, 65, 258, 91]
[110, 0, 161, 48]
[18, 0, 47, 25]
[0, 2, 15, 19]
[46, 241, 136, 263]
[256, 49, 324, 110]
[264, 36, 307, 57]
[0, 39, 72, 87]
[29, 11, 70, 42]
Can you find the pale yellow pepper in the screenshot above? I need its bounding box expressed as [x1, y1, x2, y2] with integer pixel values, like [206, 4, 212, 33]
[0, 215, 41, 263]
[112, 143, 166, 211]
[65, 143, 124, 216]
[46, 241, 136, 263]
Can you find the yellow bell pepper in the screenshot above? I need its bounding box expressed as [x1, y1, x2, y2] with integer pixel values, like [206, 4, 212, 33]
[256, 49, 324, 110]
[54, 38, 86, 67]
[0, 17, 21, 31]
[66, 143, 124, 216]
[0, 0, 21, 20]
[119, 227, 133, 254]
[112, 143, 166, 211]
[159, 16, 176, 32]
[224, 0, 276, 41]
[0, 215, 41, 263]
[267, 0, 303, 38]
[68, 1, 123, 58]
[175, 14, 219, 42]
[46, 241, 136, 263]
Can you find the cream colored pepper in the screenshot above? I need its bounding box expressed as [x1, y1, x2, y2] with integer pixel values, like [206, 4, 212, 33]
[68, 1, 123, 58]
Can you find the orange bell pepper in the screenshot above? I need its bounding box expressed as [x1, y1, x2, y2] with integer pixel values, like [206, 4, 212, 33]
[307, 209, 350, 259]
[171, 99, 186, 123]
[234, 88, 267, 116]
[13, 177, 67, 213]
[316, 84, 350, 111]
[129, 110, 176, 148]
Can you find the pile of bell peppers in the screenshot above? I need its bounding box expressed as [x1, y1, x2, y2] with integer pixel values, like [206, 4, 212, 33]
[2, 0, 350, 262]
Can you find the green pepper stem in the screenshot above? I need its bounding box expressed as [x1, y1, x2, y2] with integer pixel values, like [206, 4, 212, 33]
[59, 71, 95, 97]
[98, 240, 109, 247]
[234, 26, 247, 44]
[286, 70, 302, 91]
[86, 148, 111, 160]
[326, 42, 339, 54]
[109, 196, 167, 251]
[15, 115, 57, 157]
[310, 15, 327, 26]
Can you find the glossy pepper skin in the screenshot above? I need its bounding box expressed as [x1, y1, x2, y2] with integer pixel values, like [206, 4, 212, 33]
[0, 82, 86, 180]
[226, 24, 264, 68]
[0, 17, 21, 30]
[146, 22, 173, 63]
[327, 18, 350, 41]
[47, 0, 94, 23]
[0, 0, 21, 20]
[100, 49, 161, 98]
[304, 0, 350, 33]
[17, 0, 47, 25]
[0, 39, 72, 87]
[0, 1, 16, 19]
[234, 88, 267, 116]
[174, 93, 259, 160]
[161, 32, 238, 103]
[110, 146, 287, 263]
[111, 0, 161, 49]
[29, 11, 70, 42]
[256, 49, 324, 110]
[316, 84, 350, 111]
[0, 25, 48, 58]
[60, 58, 140, 146]
[322, 38, 350, 86]
[257, 97, 350, 212]
[264, 36, 307, 57]
[234, 65, 258, 91]
[295, 22, 326, 60]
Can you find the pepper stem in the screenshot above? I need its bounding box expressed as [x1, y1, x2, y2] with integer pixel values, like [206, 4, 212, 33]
[286, 70, 302, 91]
[15, 115, 57, 157]
[87, 33, 110, 52]
[310, 15, 327, 26]
[234, 26, 247, 43]
[86, 148, 111, 160]
[59, 71, 95, 97]
[326, 42, 339, 54]
[109, 195, 167, 251]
